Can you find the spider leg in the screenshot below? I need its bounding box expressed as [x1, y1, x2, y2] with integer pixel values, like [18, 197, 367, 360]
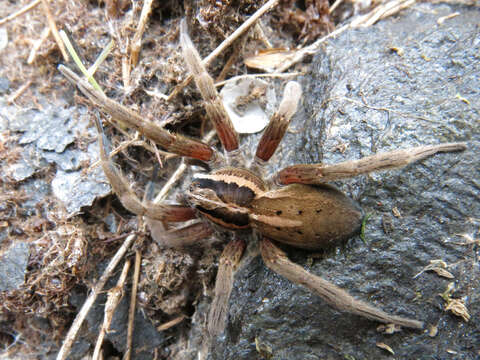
[180, 20, 240, 154]
[95, 117, 197, 222]
[147, 220, 213, 247]
[58, 65, 215, 162]
[275, 142, 467, 185]
[208, 238, 246, 337]
[260, 238, 424, 329]
[254, 81, 302, 163]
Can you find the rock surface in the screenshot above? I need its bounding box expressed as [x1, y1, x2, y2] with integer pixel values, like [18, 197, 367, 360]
[204, 3, 479, 359]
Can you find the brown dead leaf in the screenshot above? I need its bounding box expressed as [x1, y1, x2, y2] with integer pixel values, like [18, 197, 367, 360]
[245, 48, 298, 72]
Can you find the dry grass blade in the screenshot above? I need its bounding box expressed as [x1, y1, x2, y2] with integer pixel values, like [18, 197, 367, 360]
[124, 250, 142, 360]
[92, 260, 131, 360]
[56, 233, 137, 360]
[130, 0, 154, 67]
[0, 0, 41, 25]
[276, 0, 419, 73]
[27, 27, 50, 64]
[167, 0, 281, 101]
[40, 0, 69, 61]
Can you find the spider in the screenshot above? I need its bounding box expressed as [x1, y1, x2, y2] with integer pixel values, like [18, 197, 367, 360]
[59, 19, 466, 339]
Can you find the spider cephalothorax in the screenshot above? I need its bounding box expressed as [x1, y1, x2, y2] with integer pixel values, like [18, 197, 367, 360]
[59, 18, 466, 342]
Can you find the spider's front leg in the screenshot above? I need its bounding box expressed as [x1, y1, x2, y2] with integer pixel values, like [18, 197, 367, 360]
[254, 81, 302, 164]
[179, 20, 240, 156]
[94, 117, 196, 222]
[275, 142, 467, 185]
[260, 238, 424, 329]
[59, 65, 215, 162]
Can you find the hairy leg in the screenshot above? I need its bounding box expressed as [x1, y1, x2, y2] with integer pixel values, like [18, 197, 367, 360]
[59, 65, 214, 162]
[275, 142, 466, 185]
[254, 81, 302, 163]
[147, 220, 213, 247]
[208, 238, 246, 337]
[260, 238, 424, 329]
[179, 20, 239, 154]
[95, 117, 197, 221]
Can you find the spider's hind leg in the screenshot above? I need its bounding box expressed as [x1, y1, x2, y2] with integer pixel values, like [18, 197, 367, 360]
[94, 116, 197, 222]
[207, 238, 246, 338]
[260, 237, 424, 329]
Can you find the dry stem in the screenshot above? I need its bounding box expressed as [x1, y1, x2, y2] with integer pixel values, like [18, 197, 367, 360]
[167, 0, 280, 101]
[40, 0, 69, 62]
[0, 0, 41, 25]
[153, 129, 216, 203]
[92, 260, 131, 360]
[276, 0, 419, 73]
[56, 233, 137, 360]
[124, 250, 141, 360]
[27, 27, 50, 64]
[7, 81, 32, 104]
[156, 315, 187, 332]
[130, 0, 154, 67]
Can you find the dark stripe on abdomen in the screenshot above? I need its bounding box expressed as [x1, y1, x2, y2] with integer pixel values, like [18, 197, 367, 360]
[197, 206, 250, 228]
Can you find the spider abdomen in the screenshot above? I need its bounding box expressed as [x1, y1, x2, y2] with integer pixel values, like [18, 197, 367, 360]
[251, 184, 364, 250]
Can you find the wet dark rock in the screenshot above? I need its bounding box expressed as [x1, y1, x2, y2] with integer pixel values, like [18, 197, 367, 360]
[0, 97, 110, 215]
[69, 265, 165, 360]
[202, 3, 479, 359]
[0, 241, 30, 291]
[0, 77, 10, 94]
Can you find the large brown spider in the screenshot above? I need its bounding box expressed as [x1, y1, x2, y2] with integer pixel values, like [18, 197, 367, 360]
[59, 20, 466, 339]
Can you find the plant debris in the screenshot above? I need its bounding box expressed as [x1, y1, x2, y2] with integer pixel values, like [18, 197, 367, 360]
[0, 0, 477, 359]
[376, 342, 395, 355]
[414, 259, 455, 279]
[440, 282, 471, 322]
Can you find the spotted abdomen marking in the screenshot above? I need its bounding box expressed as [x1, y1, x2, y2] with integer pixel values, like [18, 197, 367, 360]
[251, 184, 364, 250]
[188, 168, 266, 229]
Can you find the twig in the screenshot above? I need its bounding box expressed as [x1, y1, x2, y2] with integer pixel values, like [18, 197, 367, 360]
[275, 23, 350, 73]
[56, 233, 137, 360]
[253, 22, 272, 48]
[153, 161, 187, 203]
[329, 0, 344, 13]
[215, 34, 247, 83]
[130, 0, 154, 67]
[153, 130, 216, 203]
[40, 0, 69, 62]
[0, 0, 41, 26]
[93, 260, 131, 360]
[352, 0, 416, 27]
[124, 250, 141, 360]
[276, 0, 418, 73]
[7, 81, 32, 104]
[156, 315, 186, 331]
[167, 0, 280, 101]
[27, 27, 50, 64]
[215, 72, 302, 87]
